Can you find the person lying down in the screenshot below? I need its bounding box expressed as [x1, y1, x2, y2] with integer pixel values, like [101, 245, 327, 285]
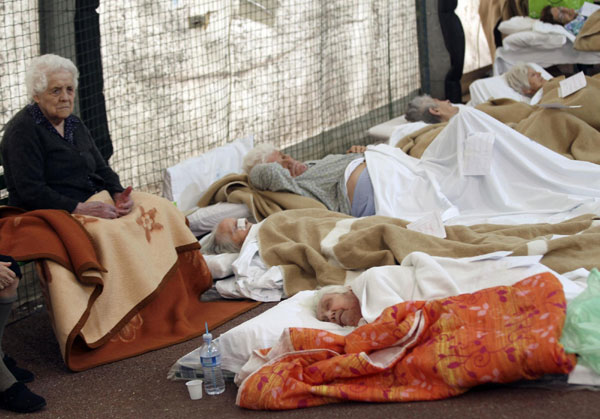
[313, 254, 587, 327]
[402, 92, 600, 164]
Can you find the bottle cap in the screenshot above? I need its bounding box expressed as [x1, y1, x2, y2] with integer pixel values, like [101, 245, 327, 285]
[203, 322, 212, 342]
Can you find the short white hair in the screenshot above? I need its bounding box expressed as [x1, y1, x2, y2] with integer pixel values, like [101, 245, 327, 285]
[200, 220, 243, 254]
[405, 94, 442, 123]
[311, 284, 351, 316]
[504, 63, 531, 96]
[25, 54, 79, 102]
[242, 143, 278, 174]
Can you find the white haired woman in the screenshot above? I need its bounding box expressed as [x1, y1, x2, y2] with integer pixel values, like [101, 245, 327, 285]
[0, 54, 133, 218]
[504, 63, 547, 97]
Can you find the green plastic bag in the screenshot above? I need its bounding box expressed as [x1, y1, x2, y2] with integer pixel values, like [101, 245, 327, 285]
[529, 0, 593, 18]
[560, 268, 600, 374]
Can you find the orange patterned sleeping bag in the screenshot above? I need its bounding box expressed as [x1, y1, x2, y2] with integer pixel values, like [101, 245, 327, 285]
[237, 272, 576, 410]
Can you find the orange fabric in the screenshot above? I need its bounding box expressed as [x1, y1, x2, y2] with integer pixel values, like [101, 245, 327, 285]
[237, 272, 575, 410]
[1, 200, 258, 371]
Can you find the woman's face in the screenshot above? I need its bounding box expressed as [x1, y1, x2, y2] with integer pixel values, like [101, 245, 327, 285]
[33, 70, 75, 126]
[216, 218, 253, 248]
[527, 67, 546, 95]
[317, 290, 362, 326]
[266, 150, 308, 177]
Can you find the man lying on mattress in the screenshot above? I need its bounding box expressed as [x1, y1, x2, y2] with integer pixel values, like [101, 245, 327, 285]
[402, 92, 600, 164]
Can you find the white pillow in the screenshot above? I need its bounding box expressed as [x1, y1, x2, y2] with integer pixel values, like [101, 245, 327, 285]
[498, 16, 536, 35]
[203, 253, 239, 279]
[468, 63, 552, 106]
[162, 135, 254, 211]
[217, 290, 355, 374]
[367, 115, 409, 142]
[503, 30, 566, 50]
[187, 202, 252, 237]
[533, 20, 576, 43]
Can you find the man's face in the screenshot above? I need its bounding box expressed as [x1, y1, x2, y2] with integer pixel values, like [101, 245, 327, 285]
[526, 67, 546, 94]
[316, 290, 362, 326]
[216, 218, 253, 248]
[551, 7, 577, 25]
[431, 98, 459, 122]
[266, 150, 308, 177]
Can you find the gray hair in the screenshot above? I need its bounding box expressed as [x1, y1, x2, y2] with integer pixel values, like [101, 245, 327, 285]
[25, 54, 79, 102]
[405, 94, 442, 124]
[504, 63, 531, 96]
[311, 284, 351, 316]
[200, 221, 243, 255]
[242, 143, 278, 174]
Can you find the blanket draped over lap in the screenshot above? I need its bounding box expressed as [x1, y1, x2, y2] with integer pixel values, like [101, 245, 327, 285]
[397, 99, 600, 164]
[196, 173, 325, 221]
[0, 191, 213, 371]
[236, 273, 575, 410]
[575, 10, 600, 51]
[257, 208, 600, 296]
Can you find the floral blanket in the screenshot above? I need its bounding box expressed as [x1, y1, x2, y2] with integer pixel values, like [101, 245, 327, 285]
[236, 272, 575, 410]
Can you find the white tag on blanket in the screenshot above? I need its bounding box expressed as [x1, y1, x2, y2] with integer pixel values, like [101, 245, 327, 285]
[559, 71, 586, 98]
[537, 103, 582, 109]
[406, 212, 446, 238]
[459, 132, 494, 176]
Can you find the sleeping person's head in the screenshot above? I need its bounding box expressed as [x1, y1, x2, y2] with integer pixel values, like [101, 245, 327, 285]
[314, 285, 362, 327]
[242, 143, 308, 177]
[540, 5, 578, 25]
[405, 94, 459, 124]
[201, 217, 254, 254]
[505, 63, 548, 97]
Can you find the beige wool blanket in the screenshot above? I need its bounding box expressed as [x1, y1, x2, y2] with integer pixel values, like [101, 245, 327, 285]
[258, 209, 600, 296]
[39, 191, 213, 370]
[575, 10, 600, 51]
[197, 173, 325, 221]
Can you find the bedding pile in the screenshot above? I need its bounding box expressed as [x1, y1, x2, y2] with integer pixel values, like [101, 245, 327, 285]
[1, 191, 216, 370]
[236, 272, 575, 409]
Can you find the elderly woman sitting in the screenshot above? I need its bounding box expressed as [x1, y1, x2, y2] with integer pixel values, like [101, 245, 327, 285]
[0, 54, 133, 218]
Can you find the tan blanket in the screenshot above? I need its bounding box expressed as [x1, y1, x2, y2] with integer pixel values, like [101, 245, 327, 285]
[1, 192, 217, 371]
[258, 208, 600, 296]
[395, 123, 446, 158]
[538, 74, 600, 131]
[197, 173, 325, 221]
[575, 10, 600, 51]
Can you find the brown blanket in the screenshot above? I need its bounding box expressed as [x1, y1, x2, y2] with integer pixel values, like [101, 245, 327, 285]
[1, 192, 217, 371]
[575, 10, 600, 51]
[258, 209, 600, 296]
[197, 173, 325, 221]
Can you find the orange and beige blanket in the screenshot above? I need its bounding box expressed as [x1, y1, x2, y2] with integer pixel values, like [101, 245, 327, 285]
[236, 272, 575, 409]
[1, 192, 256, 370]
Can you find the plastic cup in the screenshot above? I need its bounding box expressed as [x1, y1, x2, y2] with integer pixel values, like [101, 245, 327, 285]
[186, 379, 203, 400]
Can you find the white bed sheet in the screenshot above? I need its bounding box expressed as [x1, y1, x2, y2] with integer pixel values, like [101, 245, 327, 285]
[366, 105, 600, 225]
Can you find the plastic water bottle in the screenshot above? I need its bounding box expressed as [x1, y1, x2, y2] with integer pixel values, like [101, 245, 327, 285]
[200, 324, 225, 395]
